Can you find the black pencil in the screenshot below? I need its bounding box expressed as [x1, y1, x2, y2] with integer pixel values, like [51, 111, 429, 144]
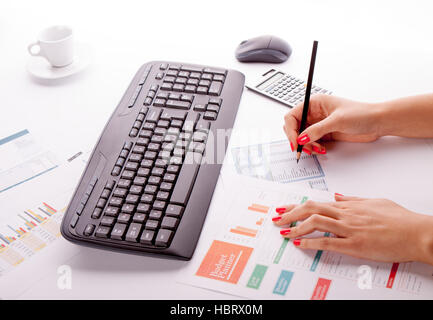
[297, 40, 318, 163]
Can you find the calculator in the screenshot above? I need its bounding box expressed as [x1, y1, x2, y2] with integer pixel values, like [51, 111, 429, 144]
[246, 69, 332, 108]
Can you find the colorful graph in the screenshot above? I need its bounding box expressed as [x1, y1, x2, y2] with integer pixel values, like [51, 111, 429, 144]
[247, 203, 270, 214]
[0, 202, 58, 246]
[230, 226, 258, 238]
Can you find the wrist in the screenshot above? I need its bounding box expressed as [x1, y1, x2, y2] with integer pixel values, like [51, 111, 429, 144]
[371, 102, 392, 137]
[413, 215, 433, 265]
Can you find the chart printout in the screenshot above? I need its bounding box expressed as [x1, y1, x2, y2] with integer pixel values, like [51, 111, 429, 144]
[231, 140, 328, 191]
[180, 176, 433, 299]
[0, 129, 58, 193]
[0, 154, 86, 280]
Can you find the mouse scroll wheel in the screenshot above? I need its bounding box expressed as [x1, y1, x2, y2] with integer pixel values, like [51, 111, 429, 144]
[240, 40, 247, 45]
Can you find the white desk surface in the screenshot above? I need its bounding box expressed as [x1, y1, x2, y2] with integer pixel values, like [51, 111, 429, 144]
[1, 0, 433, 299]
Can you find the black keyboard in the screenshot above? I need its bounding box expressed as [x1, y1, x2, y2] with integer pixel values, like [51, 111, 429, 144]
[61, 61, 245, 260]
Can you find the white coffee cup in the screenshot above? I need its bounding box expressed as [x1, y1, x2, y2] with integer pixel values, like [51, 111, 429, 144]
[28, 25, 74, 67]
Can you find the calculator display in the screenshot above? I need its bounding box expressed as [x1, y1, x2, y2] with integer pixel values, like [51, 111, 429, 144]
[256, 72, 284, 90]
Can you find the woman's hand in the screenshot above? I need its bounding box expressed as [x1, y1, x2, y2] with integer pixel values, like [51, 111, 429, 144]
[272, 194, 433, 264]
[283, 94, 383, 155]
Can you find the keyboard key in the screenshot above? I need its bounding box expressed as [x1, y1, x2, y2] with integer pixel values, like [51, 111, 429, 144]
[146, 109, 162, 123]
[129, 185, 143, 195]
[70, 214, 79, 228]
[125, 161, 139, 171]
[157, 191, 170, 201]
[145, 219, 159, 230]
[133, 212, 147, 223]
[132, 146, 146, 154]
[143, 122, 156, 131]
[141, 194, 154, 204]
[117, 213, 132, 224]
[100, 189, 111, 199]
[149, 210, 163, 220]
[95, 226, 111, 238]
[167, 165, 180, 174]
[152, 167, 165, 177]
[125, 223, 142, 242]
[193, 104, 206, 112]
[111, 166, 121, 176]
[206, 104, 219, 113]
[163, 173, 176, 183]
[137, 167, 150, 177]
[166, 100, 190, 110]
[170, 152, 202, 205]
[197, 86, 208, 94]
[121, 203, 135, 214]
[165, 204, 184, 218]
[144, 184, 158, 194]
[203, 67, 227, 76]
[209, 81, 223, 96]
[100, 216, 115, 227]
[126, 194, 140, 204]
[96, 198, 107, 208]
[105, 180, 116, 190]
[141, 159, 153, 168]
[133, 176, 147, 186]
[144, 151, 157, 160]
[109, 197, 123, 207]
[160, 182, 173, 192]
[201, 73, 213, 80]
[161, 216, 179, 230]
[140, 230, 155, 244]
[155, 229, 173, 247]
[148, 176, 162, 185]
[105, 206, 120, 217]
[113, 188, 128, 198]
[136, 203, 151, 214]
[91, 208, 102, 219]
[192, 131, 207, 142]
[117, 179, 132, 189]
[196, 120, 210, 132]
[203, 111, 217, 121]
[173, 84, 185, 92]
[208, 97, 222, 106]
[153, 200, 166, 211]
[111, 223, 127, 240]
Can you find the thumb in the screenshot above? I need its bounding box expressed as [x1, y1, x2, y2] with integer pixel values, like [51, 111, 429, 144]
[297, 116, 338, 145]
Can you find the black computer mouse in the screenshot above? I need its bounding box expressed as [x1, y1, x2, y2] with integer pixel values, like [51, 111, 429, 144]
[235, 35, 292, 63]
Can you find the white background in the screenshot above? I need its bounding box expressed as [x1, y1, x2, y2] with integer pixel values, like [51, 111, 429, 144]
[1, 0, 433, 299]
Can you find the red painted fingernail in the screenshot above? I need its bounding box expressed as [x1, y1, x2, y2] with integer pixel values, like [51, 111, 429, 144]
[272, 216, 282, 222]
[319, 147, 327, 154]
[276, 207, 286, 214]
[297, 134, 310, 145]
[293, 239, 301, 246]
[312, 145, 320, 153]
[280, 229, 291, 235]
[335, 193, 343, 196]
[290, 142, 294, 152]
[303, 148, 312, 155]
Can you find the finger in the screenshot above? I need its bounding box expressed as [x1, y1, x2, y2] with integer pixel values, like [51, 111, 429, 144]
[283, 125, 295, 152]
[302, 146, 313, 155]
[280, 214, 347, 238]
[310, 142, 327, 155]
[273, 200, 341, 226]
[275, 204, 297, 215]
[283, 104, 304, 150]
[334, 194, 367, 202]
[293, 237, 350, 252]
[297, 115, 339, 146]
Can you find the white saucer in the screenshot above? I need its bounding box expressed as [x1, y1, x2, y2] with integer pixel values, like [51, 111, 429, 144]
[26, 43, 91, 80]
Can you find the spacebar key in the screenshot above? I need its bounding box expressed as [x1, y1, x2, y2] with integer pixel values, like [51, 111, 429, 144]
[170, 152, 203, 205]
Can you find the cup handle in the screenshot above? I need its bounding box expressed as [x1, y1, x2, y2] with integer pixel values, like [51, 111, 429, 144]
[27, 41, 42, 56]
